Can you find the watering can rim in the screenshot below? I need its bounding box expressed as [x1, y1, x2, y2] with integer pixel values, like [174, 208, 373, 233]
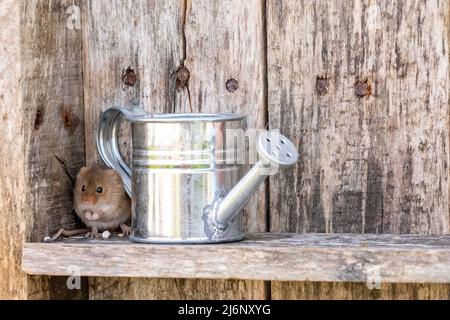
[103, 106, 245, 123]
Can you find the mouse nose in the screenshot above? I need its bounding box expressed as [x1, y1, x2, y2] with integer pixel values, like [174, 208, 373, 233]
[82, 194, 97, 205]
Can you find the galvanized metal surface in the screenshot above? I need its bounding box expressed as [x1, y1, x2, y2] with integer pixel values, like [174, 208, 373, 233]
[97, 107, 298, 243]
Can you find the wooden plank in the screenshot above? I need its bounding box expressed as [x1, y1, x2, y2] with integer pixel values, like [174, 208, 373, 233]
[23, 233, 450, 283]
[182, 0, 268, 299]
[81, 0, 267, 300]
[0, 0, 86, 299]
[89, 278, 265, 300]
[267, 0, 450, 299]
[81, 0, 186, 300]
[0, 0, 27, 299]
[184, 0, 267, 233]
[271, 282, 450, 300]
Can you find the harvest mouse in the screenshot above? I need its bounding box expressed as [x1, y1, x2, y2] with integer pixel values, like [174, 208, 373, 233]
[49, 164, 132, 241]
[73, 164, 131, 238]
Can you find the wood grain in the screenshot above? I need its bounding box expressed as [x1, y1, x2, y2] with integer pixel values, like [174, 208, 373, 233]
[179, 0, 268, 297]
[0, 0, 86, 299]
[81, 0, 267, 300]
[81, 0, 186, 300]
[267, 0, 450, 299]
[0, 0, 27, 299]
[184, 0, 267, 233]
[23, 233, 450, 283]
[271, 282, 450, 300]
[89, 278, 265, 300]
[7, 0, 450, 300]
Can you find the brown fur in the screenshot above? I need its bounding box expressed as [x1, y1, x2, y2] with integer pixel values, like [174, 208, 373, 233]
[74, 164, 131, 232]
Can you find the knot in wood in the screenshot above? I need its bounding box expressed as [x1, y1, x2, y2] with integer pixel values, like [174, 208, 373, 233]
[226, 78, 239, 92]
[62, 110, 71, 127]
[34, 108, 44, 130]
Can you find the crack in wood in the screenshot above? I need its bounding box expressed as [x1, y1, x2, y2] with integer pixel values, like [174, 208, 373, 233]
[177, 0, 192, 112]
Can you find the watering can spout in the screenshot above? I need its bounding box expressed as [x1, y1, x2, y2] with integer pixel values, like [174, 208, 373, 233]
[202, 131, 299, 240]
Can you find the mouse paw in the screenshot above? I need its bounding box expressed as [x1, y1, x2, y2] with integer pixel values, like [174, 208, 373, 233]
[85, 227, 102, 239]
[120, 223, 132, 236]
[85, 232, 102, 239]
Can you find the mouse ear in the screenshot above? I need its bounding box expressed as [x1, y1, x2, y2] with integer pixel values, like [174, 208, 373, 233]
[78, 166, 89, 175]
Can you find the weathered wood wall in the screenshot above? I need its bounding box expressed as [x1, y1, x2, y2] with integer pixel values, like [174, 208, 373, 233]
[81, 0, 268, 300]
[267, 0, 450, 299]
[1, 0, 450, 300]
[0, 0, 86, 299]
[0, 0, 27, 299]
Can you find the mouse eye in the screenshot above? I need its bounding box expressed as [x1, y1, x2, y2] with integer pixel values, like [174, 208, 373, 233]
[81, 185, 86, 192]
[96, 186, 103, 193]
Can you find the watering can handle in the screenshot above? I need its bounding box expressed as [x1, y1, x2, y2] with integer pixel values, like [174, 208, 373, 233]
[96, 107, 138, 196]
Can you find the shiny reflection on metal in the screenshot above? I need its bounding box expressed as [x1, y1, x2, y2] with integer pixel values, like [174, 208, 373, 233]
[99, 106, 245, 123]
[203, 131, 299, 239]
[96, 107, 299, 244]
[96, 108, 132, 195]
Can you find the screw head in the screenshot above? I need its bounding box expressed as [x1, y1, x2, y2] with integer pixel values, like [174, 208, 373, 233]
[176, 66, 190, 91]
[122, 67, 137, 87]
[226, 78, 239, 92]
[176, 66, 190, 82]
[355, 80, 371, 97]
[316, 77, 328, 95]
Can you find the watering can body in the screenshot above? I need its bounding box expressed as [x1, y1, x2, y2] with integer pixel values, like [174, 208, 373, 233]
[97, 107, 298, 243]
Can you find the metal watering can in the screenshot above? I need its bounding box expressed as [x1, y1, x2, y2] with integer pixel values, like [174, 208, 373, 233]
[96, 107, 298, 243]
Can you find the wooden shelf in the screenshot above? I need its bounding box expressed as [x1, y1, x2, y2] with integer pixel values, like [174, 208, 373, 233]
[22, 233, 450, 283]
